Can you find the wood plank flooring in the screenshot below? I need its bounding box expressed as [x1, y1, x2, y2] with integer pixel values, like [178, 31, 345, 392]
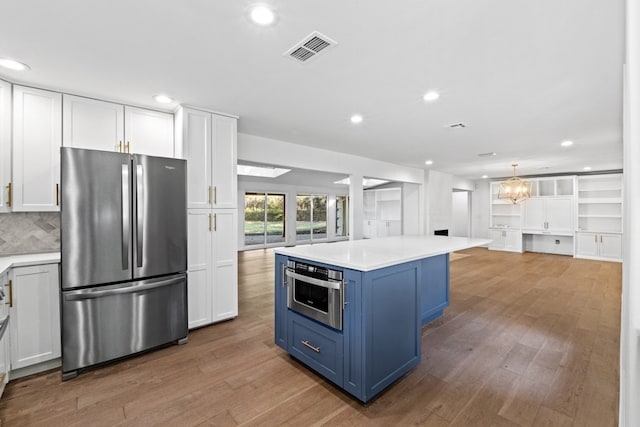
[0, 248, 620, 426]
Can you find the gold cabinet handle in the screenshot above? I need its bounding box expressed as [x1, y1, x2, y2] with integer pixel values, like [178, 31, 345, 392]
[301, 340, 320, 353]
[208, 186, 212, 204]
[208, 213, 212, 232]
[595, 234, 598, 243]
[8, 279, 12, 308]
[126, 141, 130, 153]
[118, 141, 123, 152]
[56, 183, 60, 206]
[214, 186, 217, 204]
[600, 235, 603, 244]
[213, 213, 217, 231]
[5, 182, 11, 207]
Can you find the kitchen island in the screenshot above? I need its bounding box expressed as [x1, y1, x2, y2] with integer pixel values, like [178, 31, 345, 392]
[274, 235, 490, 403]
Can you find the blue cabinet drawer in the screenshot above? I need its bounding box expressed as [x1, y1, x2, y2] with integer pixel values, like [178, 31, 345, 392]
[288, 311, 343, 387]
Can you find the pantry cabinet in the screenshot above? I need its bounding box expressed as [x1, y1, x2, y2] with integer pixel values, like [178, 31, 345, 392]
[12, 85, 62, 212]
[178, 107, 237, 209]
[8, 264, 61, 370]
[0, 79, 10, 213]
[187, 209, 238, 329]
[63, 95, 174, 157]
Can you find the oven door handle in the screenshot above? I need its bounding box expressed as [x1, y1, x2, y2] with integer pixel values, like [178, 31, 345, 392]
[285, 269, 342, 290]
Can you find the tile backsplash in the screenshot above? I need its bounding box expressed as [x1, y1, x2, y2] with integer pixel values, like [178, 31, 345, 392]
[0, 212, 60, 256]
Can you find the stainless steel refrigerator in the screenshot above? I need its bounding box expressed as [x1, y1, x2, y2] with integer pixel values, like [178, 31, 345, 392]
[60, 147, 188, 380]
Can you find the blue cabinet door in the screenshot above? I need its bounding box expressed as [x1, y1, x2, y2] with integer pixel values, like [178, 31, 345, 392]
[274, 255, 288, 350]
[342, 268, 363, 399]
[361, 262, 421, 401]
[421, 254, 450, 325]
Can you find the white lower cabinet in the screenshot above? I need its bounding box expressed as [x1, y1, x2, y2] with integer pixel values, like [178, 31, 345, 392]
[575, 232, 622, 262]
[376, 220, 401, 237]
[0, 271, 9, 396]
[488, 228, 523, 252]
[187, 209, 238, 329]
[8, 264, 61, 370]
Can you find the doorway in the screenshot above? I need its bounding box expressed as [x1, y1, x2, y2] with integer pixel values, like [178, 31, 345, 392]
[451, 190, 471, 237]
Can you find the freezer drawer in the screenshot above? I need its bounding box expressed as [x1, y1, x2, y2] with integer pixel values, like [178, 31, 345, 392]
[61, 273, 188, 375]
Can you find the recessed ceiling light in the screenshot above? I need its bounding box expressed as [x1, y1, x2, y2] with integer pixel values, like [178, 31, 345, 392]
[423, 91, 440, 102]
[350, 114, 363, 124]
[425, 160, 433, 165]
[482, 175, 488, 179]
[0, 57, 30, 71]
[249, 5, 276, 26]
[561, 140, 574, 147]
[153, 94, 173, 104]
[583, 166, 592, 171]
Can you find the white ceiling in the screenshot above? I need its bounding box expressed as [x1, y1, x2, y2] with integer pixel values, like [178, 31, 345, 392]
[0, 0, 625, 179]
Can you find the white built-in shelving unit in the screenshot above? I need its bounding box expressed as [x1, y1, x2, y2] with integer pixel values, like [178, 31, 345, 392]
[575, 173, 623, 262]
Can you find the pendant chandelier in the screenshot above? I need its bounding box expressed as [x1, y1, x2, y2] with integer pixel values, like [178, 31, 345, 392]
[498, 164, 531, 204]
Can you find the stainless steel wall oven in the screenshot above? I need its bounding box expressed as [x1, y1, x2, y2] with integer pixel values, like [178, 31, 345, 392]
[285, 260, 343, 330]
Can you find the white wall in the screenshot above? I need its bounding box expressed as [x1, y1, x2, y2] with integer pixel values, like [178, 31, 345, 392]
[238, 133, 425, 239]
[424, 170, 452, 235]
[451, 191, 470, 237]
[471, 180, 490, 240]
[402, 183, 422, 235]
[621, 1, 639, 424]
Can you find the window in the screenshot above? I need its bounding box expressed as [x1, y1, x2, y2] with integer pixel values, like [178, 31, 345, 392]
[244, 192, 285, 246]
[336, 195, 349, 237]
[296, 194, 327, 241]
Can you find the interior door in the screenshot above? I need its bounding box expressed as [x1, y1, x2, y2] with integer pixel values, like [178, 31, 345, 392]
[60, 148, 132, 289]
[132, 155, 187, 279]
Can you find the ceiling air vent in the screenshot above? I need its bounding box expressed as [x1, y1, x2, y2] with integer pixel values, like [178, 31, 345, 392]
[284, 31, 338, 63]
[447, 122, 467, 129]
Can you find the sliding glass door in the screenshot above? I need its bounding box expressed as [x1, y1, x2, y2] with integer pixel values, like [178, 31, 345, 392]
[244, 193, 286, 246]
[296, 194, 327, 241]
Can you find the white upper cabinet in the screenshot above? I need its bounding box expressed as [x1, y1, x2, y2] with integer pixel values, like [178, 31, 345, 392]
[182, 109, 211, 209]
[0, 79, 11, 212]
[12, 85, 62, 212]
[211, 115, 237, 209]
[179, 107, 237, 209]
[63, 96, 174, 157]
[62, 95, 124, 152]
[124, 106, 174, 157]
[522, 197, 573, 234]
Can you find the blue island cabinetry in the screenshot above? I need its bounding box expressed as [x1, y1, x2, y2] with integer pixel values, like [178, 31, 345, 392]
[274, 253, 450, 403]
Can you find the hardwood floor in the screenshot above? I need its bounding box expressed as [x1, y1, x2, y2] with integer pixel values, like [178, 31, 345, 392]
[0, 248, 620, 426]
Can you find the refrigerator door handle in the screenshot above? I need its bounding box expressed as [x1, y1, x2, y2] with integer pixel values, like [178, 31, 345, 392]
[136, 164, 144, 268]
[63, 276, 183, 301]
[121, 164, 130, 270]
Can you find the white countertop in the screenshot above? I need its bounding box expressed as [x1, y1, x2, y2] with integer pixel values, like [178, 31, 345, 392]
[0, 252, 61, 276]
[275, 236, 491, 271]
